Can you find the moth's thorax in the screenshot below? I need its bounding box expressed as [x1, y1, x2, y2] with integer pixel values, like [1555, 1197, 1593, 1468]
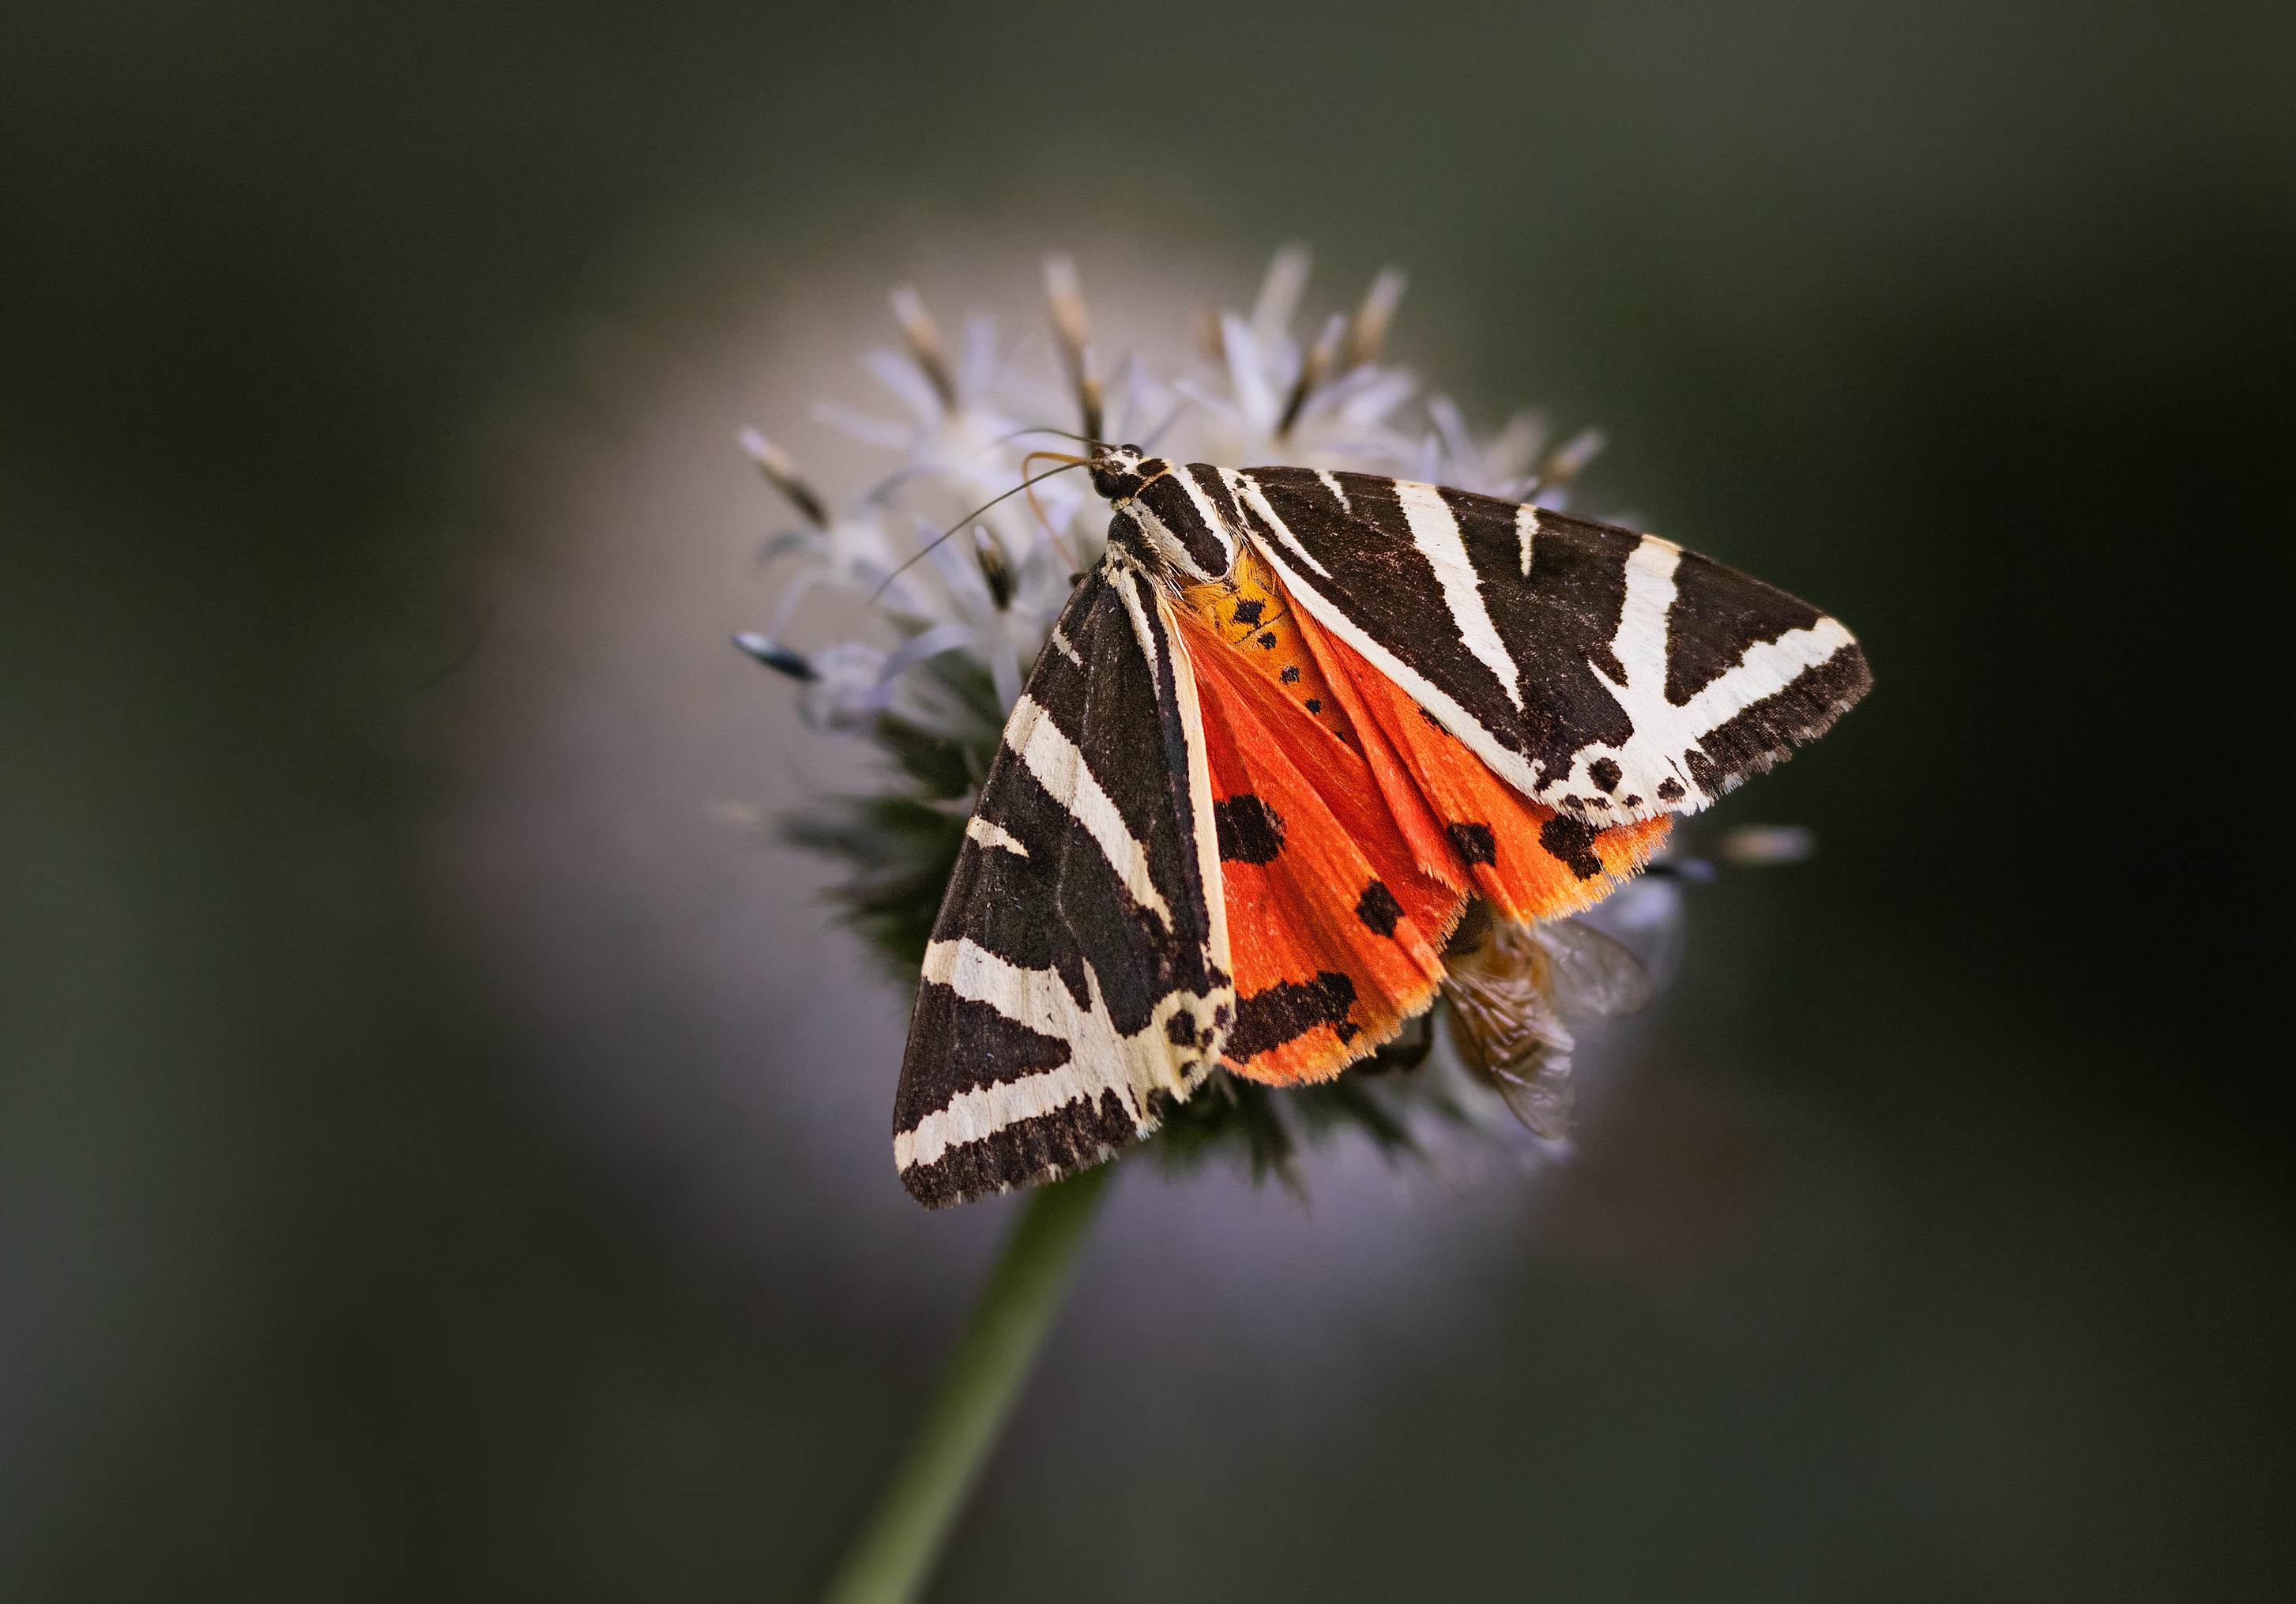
[1092, 446, 1244, 585]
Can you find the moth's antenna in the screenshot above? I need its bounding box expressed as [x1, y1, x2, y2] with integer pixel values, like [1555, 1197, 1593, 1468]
[991, 424, 1112, 451]
[867, 460, 1092, 606]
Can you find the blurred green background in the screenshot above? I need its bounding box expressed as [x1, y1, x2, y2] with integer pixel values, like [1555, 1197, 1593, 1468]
[5, 0, 2290, 1598]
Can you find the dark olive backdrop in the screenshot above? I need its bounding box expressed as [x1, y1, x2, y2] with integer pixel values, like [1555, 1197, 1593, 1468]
[4, 1, 2290, 1598]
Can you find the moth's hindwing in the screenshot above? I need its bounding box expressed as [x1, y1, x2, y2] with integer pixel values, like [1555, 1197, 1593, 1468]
[1227, 469, 1870, 825]
[893, 556, 1232, 1208]
[1175, 604, 1464, 1085]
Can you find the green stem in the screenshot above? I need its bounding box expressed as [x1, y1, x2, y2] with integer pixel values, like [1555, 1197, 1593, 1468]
[819, 1164, 1114, 1604]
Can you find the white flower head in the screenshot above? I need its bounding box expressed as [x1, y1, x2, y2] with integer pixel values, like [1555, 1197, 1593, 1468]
[1411, 397, 1608, 511]
[734, 246, 1609, 736]
[1177, 246, 1421, 471]
[740, 428, 920, 629]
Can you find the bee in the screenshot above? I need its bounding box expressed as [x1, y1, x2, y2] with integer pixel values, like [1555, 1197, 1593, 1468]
[1437, 899, 1654, 1139]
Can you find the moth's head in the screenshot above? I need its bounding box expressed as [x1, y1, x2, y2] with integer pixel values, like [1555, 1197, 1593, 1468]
[1089, 444, 1170, 502]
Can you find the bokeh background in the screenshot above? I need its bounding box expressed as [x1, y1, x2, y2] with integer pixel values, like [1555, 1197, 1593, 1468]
[5, 1, 2290, 1598]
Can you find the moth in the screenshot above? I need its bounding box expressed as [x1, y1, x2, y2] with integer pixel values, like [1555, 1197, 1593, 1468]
[894, 446, 1869, 1207]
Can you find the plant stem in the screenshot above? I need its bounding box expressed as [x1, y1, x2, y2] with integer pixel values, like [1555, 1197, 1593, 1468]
[819, 1164, 1114, 1604]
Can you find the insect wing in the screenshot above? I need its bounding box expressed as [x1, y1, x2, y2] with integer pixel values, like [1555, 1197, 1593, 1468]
[1490, 1051, 1575, 1143]
[1225, 468, 1869, 826]
[1440, 911, 1652, 1142]
[892, 556, 1232, 1207]
[1531, 917, 1654, 1019]
[1175, 604, 1462, 1085]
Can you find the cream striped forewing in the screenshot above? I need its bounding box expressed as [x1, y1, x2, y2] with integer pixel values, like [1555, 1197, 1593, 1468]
[1227, 468, 1870, 826]
[894, 553, 1233, 1208]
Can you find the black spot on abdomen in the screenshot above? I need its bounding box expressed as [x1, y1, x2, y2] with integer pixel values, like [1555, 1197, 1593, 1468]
[1215, 794, 1285, 864]
[1446, 821, 1497, 867]
[1226, 971, 1358, 1062]
[1231, 598, 1264, 627]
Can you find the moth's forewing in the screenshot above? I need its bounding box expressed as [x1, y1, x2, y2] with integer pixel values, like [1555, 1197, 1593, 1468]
[892, 557, 1232, 1207]
[1224, 469, 1869, 826]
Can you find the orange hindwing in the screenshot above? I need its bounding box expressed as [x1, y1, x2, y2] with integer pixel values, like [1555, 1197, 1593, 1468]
[1176, 606, 1465, 1085]
[1287, 589, 1673, 924]
[1174, 550, 1670, 1086]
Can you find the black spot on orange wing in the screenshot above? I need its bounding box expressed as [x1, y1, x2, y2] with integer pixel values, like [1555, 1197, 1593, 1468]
[1445, 821, 1497, 866]
[1178, 601, 1463, 1083]
[1355, 881, 1403, 938]
[1538, 814, 1604, 878]
[1227, 971, 1359, 1061]
[1214, 795, 1285, 864]
[1306, 612, 1673, 924]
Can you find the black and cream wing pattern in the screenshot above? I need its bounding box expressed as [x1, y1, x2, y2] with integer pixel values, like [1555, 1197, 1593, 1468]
[1229, 469, 1871, 825]
[893, 555, 1233, 1208]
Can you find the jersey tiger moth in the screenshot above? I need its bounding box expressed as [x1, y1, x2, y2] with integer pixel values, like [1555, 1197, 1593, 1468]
[894, 446, 1869, 1207]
